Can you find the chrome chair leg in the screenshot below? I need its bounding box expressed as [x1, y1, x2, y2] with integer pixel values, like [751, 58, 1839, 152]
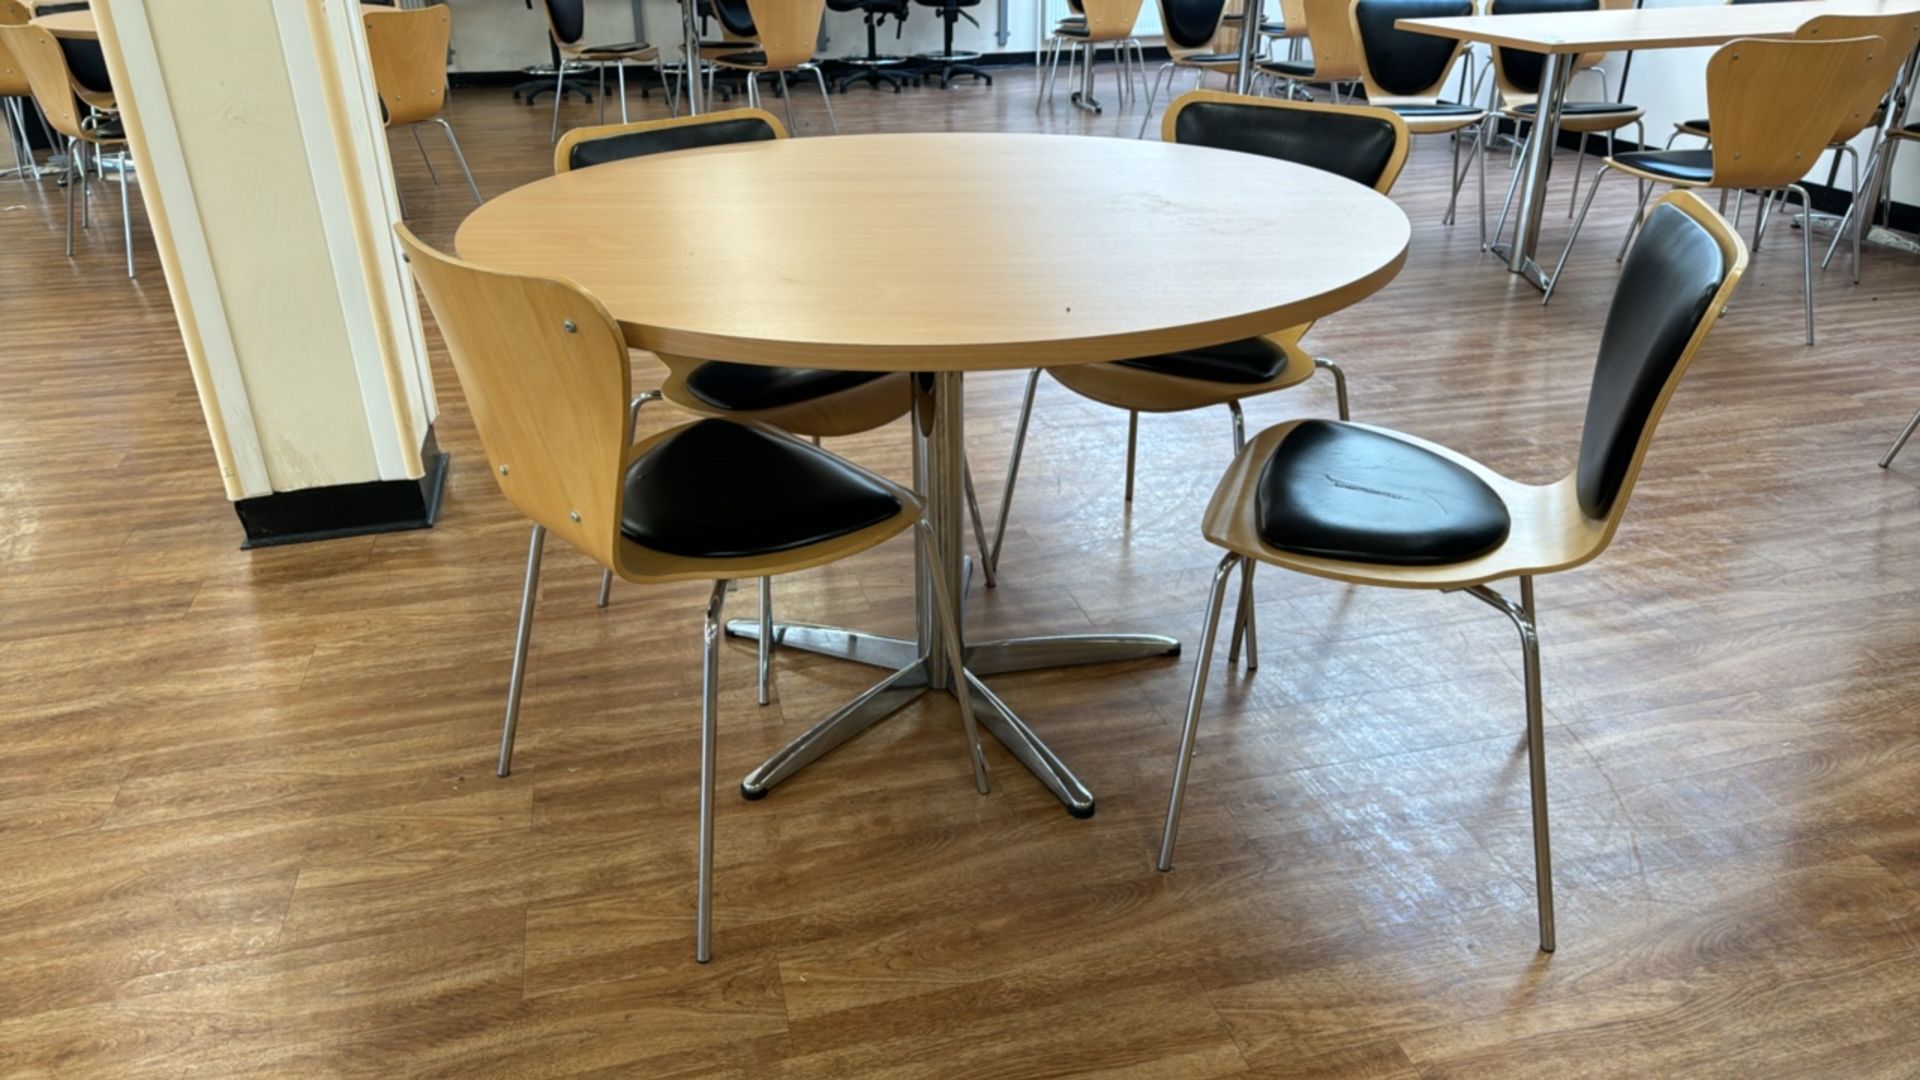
[1880, 404, 1920, 468]
[988, 369, 1040, 578]
[409, 123, 439, 184]
[915, 519, 990, 794]
[1789, 182, 1815, 345]
[550, 63, 566, 142]
[1123, 409, 1139, 503]
[1224, 401, 1258, 670]
[808, 63, 837, 134]
[1157, 552, 1240, 871]
[497, 523, 547, 777]
[617, 60, 630, 124]
[695, 579, 727, 963]
[1464, 577, 1555, 952]
[962, 457, 995, 588]
[598, 390, 663, 608]
[658, 58, 679, 117]
[63, 138, 75, 257]
[1314, 357, 1351, 420]
[1567, 131, 1586, 218]
[1543, 164, 1611, 306]
[777, 70, 800, 133]
[117, 150, 132, 278]
[757, 576, 774, 706]
[1137, 62, 1174, 137]
[430, 117, 482, 205]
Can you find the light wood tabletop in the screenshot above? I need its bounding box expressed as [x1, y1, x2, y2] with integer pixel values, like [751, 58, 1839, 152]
[1400, 0, 1920, 53]
[455, 133, 1411, 371]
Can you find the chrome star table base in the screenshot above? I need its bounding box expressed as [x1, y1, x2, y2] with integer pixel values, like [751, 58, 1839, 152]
[725, 371, 1181, 817]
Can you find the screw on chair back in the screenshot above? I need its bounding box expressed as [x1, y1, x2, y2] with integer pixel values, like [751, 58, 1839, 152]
[1795, 13, 1920, 145]
[1079, 0, 1146, 41]
[1349, 0, 1474, 102]
[0, 24, 27, 97]
[1274, 0, 1308, 38]
[1152, 0, 1230, 58]
[363, 5, 452, 128]
[1289, 0, 1367, 83]
[741, 0, 827, 68]
[0, 22, 93, 143]
[554, 108, 786, 173]
[1163, 90, 1409, 193]
[396, 225, 632, 575]
[1702, 35, 1884, 192]
[541, 0, 591, 52]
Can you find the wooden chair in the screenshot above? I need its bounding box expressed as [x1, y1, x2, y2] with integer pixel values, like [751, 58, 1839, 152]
[1135, 0, 1240, 136]
[1668, 0, 1817, 145]
[554, 110, 990, 707]
[1548, 33, 1887, 345]
[395, 225, 986, 964]
[1157, 192, 1748, 955]
[1348, 0, 1488, 243]
[0, 2, 35, 184]
[711, 0, 837, 133]
[1485, 0, 1645, 228]
[539, 0, 672, 142]
[1802, 12, 1920, 282]
[994, 91, 1410, 670]
[1255, 0, 1365, 103]
[1038, 0, 1146, 114]
[363, 4, 481, 206]
[0, 19, 134, 276]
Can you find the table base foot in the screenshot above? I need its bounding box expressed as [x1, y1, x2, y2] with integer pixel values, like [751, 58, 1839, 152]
[965, 634, 1181, 676]
[741, 661, 929, 799]
[724, 619, 916, 670]
[1489, 243, 1555, 293]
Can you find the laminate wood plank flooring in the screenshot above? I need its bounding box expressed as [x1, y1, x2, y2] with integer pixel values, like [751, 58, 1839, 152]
[3, 64, 1919, 1077]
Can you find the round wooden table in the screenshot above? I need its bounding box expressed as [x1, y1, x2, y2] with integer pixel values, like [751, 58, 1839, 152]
[456, 132, 1410, 816]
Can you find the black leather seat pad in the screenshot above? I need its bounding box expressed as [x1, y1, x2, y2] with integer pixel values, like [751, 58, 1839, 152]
[622, 420, 902, 558]
[1512, 101, 1639, 116]
[1255, 420, 1511, 565]
[1258, 58, 1317, 76]
[1185, 52, 1244, 64]
[1389, 102, 1480, 117]
[1674, 117, 1709, 132]
[1614, 149, 1713, 184]
[1115, 337, 1289, 385]
[577, 41, 652, 55]
[683, 362, 888, 412]
[713, 50, 770, 67]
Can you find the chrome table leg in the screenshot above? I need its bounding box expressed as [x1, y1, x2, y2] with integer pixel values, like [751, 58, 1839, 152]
[740, 661, 931, 799]
[1491, 52, 1570, 292]
[737, 371, 1179, 816]
[724, 620, 917, 670]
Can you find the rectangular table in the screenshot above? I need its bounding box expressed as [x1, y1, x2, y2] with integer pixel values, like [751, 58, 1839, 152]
[1401, 0, 1920, 291]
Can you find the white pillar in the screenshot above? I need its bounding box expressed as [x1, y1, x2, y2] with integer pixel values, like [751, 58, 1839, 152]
[93, 0, 442, 544]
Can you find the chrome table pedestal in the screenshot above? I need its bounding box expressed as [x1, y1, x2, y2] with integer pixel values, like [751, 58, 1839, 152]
[726, 371, 1181, 817]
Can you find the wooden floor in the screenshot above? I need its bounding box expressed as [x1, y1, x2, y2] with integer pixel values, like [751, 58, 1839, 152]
[5, 66, 1920, 1078]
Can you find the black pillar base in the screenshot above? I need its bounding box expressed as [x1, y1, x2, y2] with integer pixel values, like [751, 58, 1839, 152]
[235, 428, 450, 549]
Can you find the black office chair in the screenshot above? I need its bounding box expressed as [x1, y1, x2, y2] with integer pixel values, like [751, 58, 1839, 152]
[830, 0, 916, 92]
[913, 0, 992, 88]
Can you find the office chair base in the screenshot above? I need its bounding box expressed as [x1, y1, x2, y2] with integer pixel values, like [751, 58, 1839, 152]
[836, 65, 917, 92]
[916, 54, 992, 88]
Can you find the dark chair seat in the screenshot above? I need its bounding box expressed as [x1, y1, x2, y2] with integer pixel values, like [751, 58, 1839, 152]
[683, 362, 889, 412]
[1512, 101, 1641, 117]
[1055, 25, 1092, 38]
[622, 420, 902, 558]
[712, 50, 771, 68]
[84, 114, 125, 140]
[1255, 420, 1511, 565]
[1674, 117, 1710, 133]
[1258, 58, 1317, 77]
[1387, 102, 1480, 118]
[1184, 51, 1245, 65]
[576, 41, 655, 56]
[1613, 149, 1714, 184]
[1114, 336, 1290, 385]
